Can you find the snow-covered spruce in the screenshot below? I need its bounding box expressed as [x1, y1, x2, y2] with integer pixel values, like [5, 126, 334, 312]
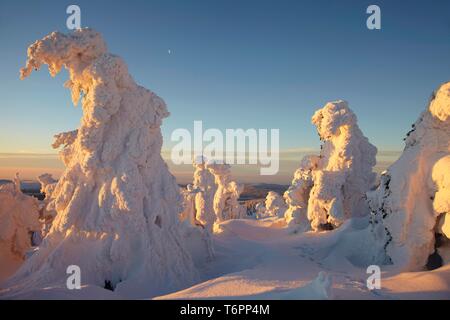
[179, 184, 215, 264]
[37, 173, 57, 236]
[207, 162, 245, 223]
[264, 191, 287, 218]
[283, 101, 377, 231]
[368, 82, 450, 271]
[0, 174, 40, 283]
[192, 158, 217, 232]
[180, 184, 201, 227]
[2, 29, 197, 298]
[307, 101, 377, 231]
[284, 155, 319, 229]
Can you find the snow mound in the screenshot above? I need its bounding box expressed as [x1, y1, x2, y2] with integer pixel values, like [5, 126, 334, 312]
[368, 82, 450, 271]
[1, 29, 197, 298]
[0, 174, 40, 283]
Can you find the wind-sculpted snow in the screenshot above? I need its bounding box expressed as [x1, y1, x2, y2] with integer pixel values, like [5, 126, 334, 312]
[0, 174, 40, 283]
[2, 29, 197, 298]
[368, 82, 450, 271]
[281, 101, 377, 231]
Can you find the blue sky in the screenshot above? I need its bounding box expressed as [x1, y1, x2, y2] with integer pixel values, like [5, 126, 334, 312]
[0, 0, 450, 181]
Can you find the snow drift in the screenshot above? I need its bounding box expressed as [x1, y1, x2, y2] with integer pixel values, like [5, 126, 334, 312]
[0, 174, 40, 283]
[368, 82, 450, 271]
[2, 29, 197, 298]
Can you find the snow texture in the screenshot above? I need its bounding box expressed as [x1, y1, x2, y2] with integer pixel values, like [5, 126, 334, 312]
[368, 82, 450, 271]
[2, 29, 197, 298]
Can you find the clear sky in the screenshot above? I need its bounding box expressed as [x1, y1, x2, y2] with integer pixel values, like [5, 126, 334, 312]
[1, 0, 450, 183]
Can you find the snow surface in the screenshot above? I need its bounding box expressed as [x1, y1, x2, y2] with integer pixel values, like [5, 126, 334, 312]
[156, 219, 450, 300]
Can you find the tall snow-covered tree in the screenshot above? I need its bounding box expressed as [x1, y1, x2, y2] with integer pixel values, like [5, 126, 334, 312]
[368, 82, 450, 271]
[3, 29, 197, 298]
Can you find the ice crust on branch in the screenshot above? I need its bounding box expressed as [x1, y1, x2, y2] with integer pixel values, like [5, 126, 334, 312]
[368, 82, 450, 271]
[5, 29, 197, 297]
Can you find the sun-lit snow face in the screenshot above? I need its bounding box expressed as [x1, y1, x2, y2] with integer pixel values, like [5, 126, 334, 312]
[311, 100, 356, 139]
[430, 82, 450, 122]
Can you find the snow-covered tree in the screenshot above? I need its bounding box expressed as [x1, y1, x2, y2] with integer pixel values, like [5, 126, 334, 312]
[4, 29, 197, 297]
[284, 155, 319, 229]
[37, 173, 57, 236]
[368, 82, 450, 271]
[180, 184, 201, 227]
[0, 174, 40, 283]
[207, 162, 245, 222]
[265, 191, 287, 218]
[192, 157, 217, 232]
[283, 101, 376, 231]
[307, 101, 377, 231]
[179, 184, 215, 263]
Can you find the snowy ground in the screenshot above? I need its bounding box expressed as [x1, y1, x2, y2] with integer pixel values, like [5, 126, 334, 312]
[156, 219, 450, 300]
[2, 217, 450, 300]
